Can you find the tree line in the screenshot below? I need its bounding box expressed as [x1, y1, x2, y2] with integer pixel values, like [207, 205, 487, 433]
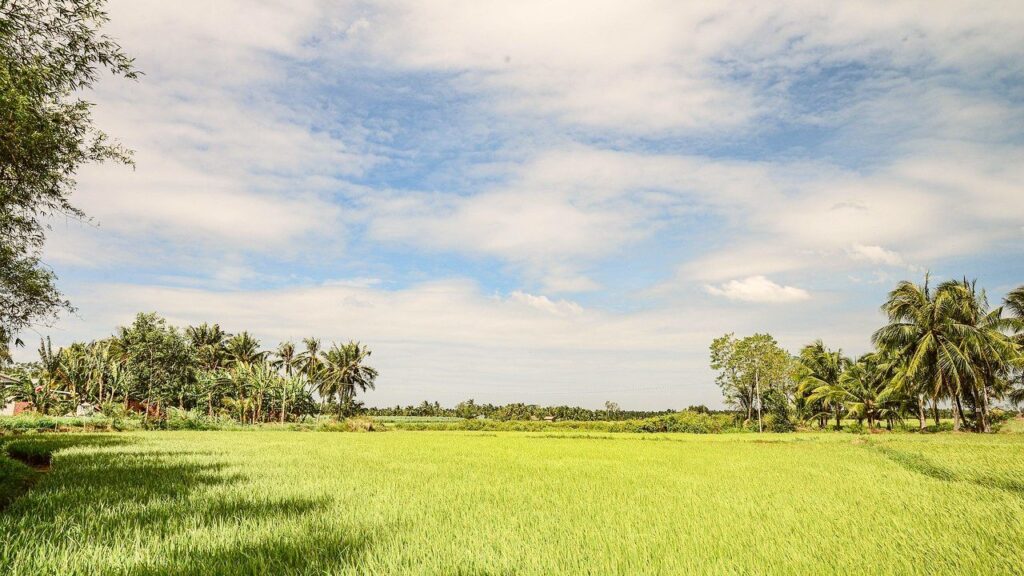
[712, 277, 1024, 432]
[1, 313, 378, 422]
[365, 399, 700, 421]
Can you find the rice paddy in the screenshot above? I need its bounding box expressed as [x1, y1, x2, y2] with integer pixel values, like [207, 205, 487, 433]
[2, 430, 1023, 575]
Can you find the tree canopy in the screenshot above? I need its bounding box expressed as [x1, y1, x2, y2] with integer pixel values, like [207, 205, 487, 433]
[0, 0, 137, 358]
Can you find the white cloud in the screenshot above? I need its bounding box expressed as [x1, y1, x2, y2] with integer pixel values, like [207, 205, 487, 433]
[337, 0, 1024, 135]
[847, 244, 906, 268]
[705, 276, 810, 303]
[44, 1, 372, 269]
[507, 291, 583, 316]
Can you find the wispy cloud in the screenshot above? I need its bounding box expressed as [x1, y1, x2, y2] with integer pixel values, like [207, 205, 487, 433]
[705, 276, 811, 304]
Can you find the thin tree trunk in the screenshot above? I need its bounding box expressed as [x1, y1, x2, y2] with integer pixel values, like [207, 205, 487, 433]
[835, 408, 841, 430]
[932, 398, 940, 427]
[755, 369, 762, 433]
[980, 381, 991, 433]
[917, 394, 926, 430]
[950, 393, 958, 430]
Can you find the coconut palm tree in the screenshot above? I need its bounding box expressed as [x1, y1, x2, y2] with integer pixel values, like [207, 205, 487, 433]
[1001, 285, 1024, 414]
[796, 340, 850, 429]
[319, 341, 378, 417]
[225, 332, 265, 367]
[839, 353, 906, 429]
[272, 341, 298, 377]
[872, 275, 977, 431]
[944, 279, 1018, 431]
[298, 338, 322, 377]
[187, 323, 229, 371]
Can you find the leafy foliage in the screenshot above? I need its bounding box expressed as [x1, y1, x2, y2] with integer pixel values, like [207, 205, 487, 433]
[0, 0, 137, 356]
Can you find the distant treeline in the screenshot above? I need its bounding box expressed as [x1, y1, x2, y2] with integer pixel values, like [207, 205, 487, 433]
[364, 400, 727, 421]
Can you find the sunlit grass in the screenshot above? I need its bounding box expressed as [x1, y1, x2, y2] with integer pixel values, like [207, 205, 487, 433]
[2, 431, 1023, 575]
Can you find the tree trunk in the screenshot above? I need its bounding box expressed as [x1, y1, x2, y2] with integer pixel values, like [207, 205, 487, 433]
[280, 390, 286, 424]
[979, 382, 991, 433]
[932, 398, 940, 427]
[755, 369, 762, 433]
[953, 394, 964, 432]
[835, 408, 841, 430]
[917, 394, 926, 430]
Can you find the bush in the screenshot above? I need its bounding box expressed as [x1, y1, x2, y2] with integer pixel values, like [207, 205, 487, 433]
[763, 413, 796, 433]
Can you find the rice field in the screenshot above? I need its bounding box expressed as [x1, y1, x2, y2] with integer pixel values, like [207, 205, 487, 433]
[2, 430, 1024, 575]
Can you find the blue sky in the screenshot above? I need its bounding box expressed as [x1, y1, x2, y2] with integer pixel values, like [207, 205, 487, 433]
[28, 1, 1024, 409]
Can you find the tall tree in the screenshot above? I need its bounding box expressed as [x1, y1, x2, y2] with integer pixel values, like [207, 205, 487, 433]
[320, 341, 378, 417]
[115, 313, 192, 417]
[946, 279, 1017, 432]
[272, 341, 297, 377]
[711, 333, 791, 432]
[186, 323, 229, 371]
[1006, 286, 1024, 408]
[873, 276, 976, 431]
[224, 332, 265, 367]
[0, 0, 137, 357]
[796, 340, 851, 429]
[710, 334, 753, 422]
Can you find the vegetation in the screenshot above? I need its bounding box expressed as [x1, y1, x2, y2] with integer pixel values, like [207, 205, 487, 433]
[365, 399, 686, 421]
[0, 431, 1022, 574]
[0, 0, 137, 359]
[1, 313, 378, 424]
[712, 277, 1024, 433]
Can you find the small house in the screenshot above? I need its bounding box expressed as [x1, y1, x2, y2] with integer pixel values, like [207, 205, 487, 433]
[0, 373, 31, 416]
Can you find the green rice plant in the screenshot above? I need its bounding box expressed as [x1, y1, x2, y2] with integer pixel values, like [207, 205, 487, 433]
[1, 431, 1023, 575]
[0, 457, 37, 510]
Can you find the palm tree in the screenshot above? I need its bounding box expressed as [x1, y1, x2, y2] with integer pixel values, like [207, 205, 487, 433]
[1002, 285, 1024, 414]
[873, 275, 976, 431]
[796, 340, 850, 429]
[187, 323, 229, 371]
[946, 279, 1018, 431]
[225, 332, 265, 367]
[298, 338, 322, 378]
[319, 341, 378, 417]
[1006, 285, 1024, 327]
[839, 353, 904, 429]
[272, 341, 297, 377]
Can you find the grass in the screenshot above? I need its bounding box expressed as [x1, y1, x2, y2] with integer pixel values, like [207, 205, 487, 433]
[1, 431, 1023, 575]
